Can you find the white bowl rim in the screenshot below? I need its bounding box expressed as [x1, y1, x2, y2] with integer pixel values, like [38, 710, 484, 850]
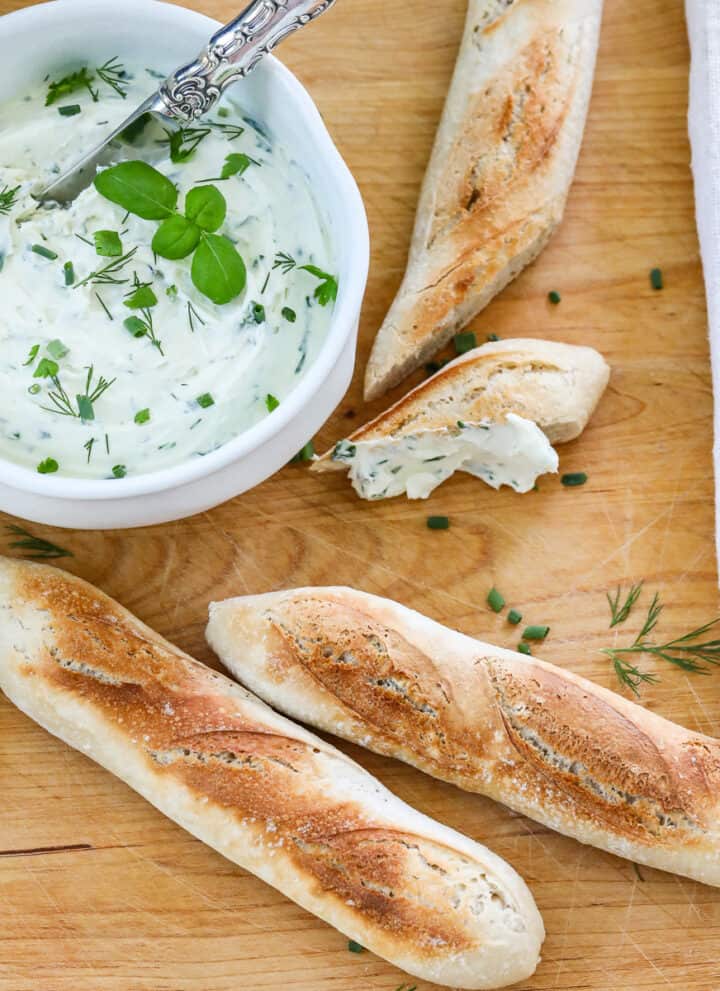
[0, 0, 369, 501]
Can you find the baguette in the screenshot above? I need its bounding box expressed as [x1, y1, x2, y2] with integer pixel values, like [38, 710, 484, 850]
[0, 558, 544, 990]
[364, 0, 604, 400]
[316, 339, 609, 500]
[208, 586, 720, 888]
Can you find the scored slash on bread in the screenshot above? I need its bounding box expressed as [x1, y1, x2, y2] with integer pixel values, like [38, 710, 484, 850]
[315, 338, 610, 499]
[364, 0, 604, 400]
[207, 586, 720, 889]
[0, 557, 544, 990]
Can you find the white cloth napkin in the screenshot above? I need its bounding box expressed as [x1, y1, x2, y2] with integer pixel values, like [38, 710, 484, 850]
[687, 0, 720, 568]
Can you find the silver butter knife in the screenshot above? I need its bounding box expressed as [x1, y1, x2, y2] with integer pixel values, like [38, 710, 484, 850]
[38, 0, 336, 204]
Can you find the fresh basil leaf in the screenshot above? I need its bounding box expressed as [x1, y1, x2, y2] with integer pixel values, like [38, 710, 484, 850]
[220, 152, 257, 179]
[94, 161, 177, 220]
[93, 229, 122, 257]
[124, 285, 158, 310]
[191, 234, 246, 305]
[184, 185, 226, 233]
[152, 214, 201, 260]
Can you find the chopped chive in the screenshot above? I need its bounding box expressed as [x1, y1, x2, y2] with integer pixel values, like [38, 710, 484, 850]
[196, 392, 215, 409]
[76, 395, 94, 422]
[124, 316, 147, 338]
[426, 515, 450, 530]
[58, 104, 81, 117]
[28, 383, 41, 395]
[47, 339, 69, 360]
[37, 457, 59, 474]
[548, 290, 562, 304]
[31, 244, 58, 260]
[522, 625, 550, 641]
[166, 283, 178, 299]
[518, 642, 532, 656]
[291, 440, 315, 463]
[251, 301, 266, 323]
[63, 260, 75, 285]
[650, 267, 663, 290]
[265, 394, 279, 412]
[134, 408, 150, 425]
[347, 941, 365, 954]
[507, 608, 523, 625]
[111, 464, 127, 478]
[457, 420, 466, 429]
[561, 472, 588, 487]
[487, 587, 505, 612]
[454, 331, 477, 355]
[281, 305, 297, 323]
[486, 332, 500, 341]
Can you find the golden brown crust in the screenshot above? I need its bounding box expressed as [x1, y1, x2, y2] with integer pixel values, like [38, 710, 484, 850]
[208, 587, 720, 886]
[0, 560, 544, 988]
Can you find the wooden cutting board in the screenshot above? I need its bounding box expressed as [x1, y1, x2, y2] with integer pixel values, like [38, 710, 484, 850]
[1, 1, 719, 988]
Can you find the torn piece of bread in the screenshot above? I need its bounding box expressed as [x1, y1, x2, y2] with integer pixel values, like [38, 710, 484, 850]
[0, 557, 544, 991]
[207, 586, 720, 889]
[364, 0, 604, 400]
[316, 338, 609, 500]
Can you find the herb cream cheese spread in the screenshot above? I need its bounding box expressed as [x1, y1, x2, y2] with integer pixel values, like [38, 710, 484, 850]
[0, 61, 335, 479]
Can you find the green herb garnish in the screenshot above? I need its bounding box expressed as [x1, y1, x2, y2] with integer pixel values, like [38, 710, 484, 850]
[291, 440, 315, 463]
[93, 229, 122, 257]
[347, 941, 364, 954]
[5, 524, 72, 559]
[33, 357, 59, 379]
[187, 301, 205, 333]
[272, 252, 338, 306]
[265, 394, 279, 412]
[561, 472, 588, 487]
[454, 331, 477, 355]
[522, 625, 549, 640]
[607, 581, 643, 628]
[332, 439, 356, 461]
[427, 516, 450, 530]
[75, 246, 137, 287]
[487, 332, 500, 342]
[507, 608, 523, 625]
[63, 260, 75, 286]
[95, 57, 128, 99]
[58, 104, 81, 117]
[0, 184, 20, 215]
[40, 365, 115, 421]
[111, 464, 127, 478]
[37, 457, 59, 474]
[650, 267, 663, 290]
[281, 306, 296, 323]
[47, 339, 69, 360]
[134, 408, 151, 424]
[196, 392, 215, 409]
[46, 66, 96, 105]
[23, 344, 40, 366]
[31, 244, 58, 260]
[161, 125, 211, 163]
[518, 642, 532, 656]
[251, 301, 265, 323]
[220, 152, 259, 179]
[548, 290, 561, 304]
[487, 587, 505, 612]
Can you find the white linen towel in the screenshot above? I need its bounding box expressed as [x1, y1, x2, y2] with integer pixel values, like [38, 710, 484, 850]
[687, 0, 720, 569]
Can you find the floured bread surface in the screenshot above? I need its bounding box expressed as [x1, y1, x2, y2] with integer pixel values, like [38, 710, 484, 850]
[364, 0, 604, 399]
[0, 557, 544, 990]
[208, 585, 720, 888]
[317, 338, 609, 499]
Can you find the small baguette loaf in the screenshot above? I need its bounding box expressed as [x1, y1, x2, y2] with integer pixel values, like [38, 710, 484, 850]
[365, 0, 604, 399]
[315, 339, 609, 499]
[0, 558, 543, 990]
[208, 587, 720, 888]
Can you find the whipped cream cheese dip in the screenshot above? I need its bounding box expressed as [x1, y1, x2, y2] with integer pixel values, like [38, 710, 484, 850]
[0, 62, 335, 479]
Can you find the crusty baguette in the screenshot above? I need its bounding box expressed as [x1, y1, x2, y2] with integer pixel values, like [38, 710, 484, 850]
[208, 587, 720, 888]
[0, 558, 543, 990]
[315, 339, 609, 499]
[364, 0, 604, 400]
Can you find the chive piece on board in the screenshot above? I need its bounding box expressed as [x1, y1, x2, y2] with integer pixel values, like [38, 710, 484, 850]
[427, 515, 450, 530]
[650, 267, 663, 290]
[507, 608, 523, 625]
[548, 290, 561, 304]
[348, 941, 365, 954]
[487, 587, 505, 612]
[561, 472, 588, 487]
[522, 624, 550, 641]
[518, 642, 532, 655]
[31, 244, 58, 260]
[454, 331, 477, 355]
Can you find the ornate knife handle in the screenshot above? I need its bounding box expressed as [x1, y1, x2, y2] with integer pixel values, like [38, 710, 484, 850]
[158, 0, 336, 122]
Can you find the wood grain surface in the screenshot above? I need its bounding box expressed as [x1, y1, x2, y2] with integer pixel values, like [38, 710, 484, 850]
[1, 1, 719, 989]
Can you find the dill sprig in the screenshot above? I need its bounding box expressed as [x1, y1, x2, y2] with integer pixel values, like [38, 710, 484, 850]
[272, 250, 338, 306]
[208, 120, 245, 140]
[74, 246, 137, 288]
[187, 300, 206, 333]
[5, 524, 73, 560]
[160, 125, 211, 163]
[0, 184, 20, 215]
[607, 581, 644, 627]
[273, 251, 298, 274]
[40, 365, 115, 420]
[95, 57, 128, 99]
[602, 584, 720, 694]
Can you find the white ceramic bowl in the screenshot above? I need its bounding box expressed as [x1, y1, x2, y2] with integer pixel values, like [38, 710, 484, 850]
[0, 0, 368, 529]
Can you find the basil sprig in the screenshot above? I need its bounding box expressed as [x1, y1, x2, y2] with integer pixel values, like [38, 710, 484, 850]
[94, 162, 246, 305]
